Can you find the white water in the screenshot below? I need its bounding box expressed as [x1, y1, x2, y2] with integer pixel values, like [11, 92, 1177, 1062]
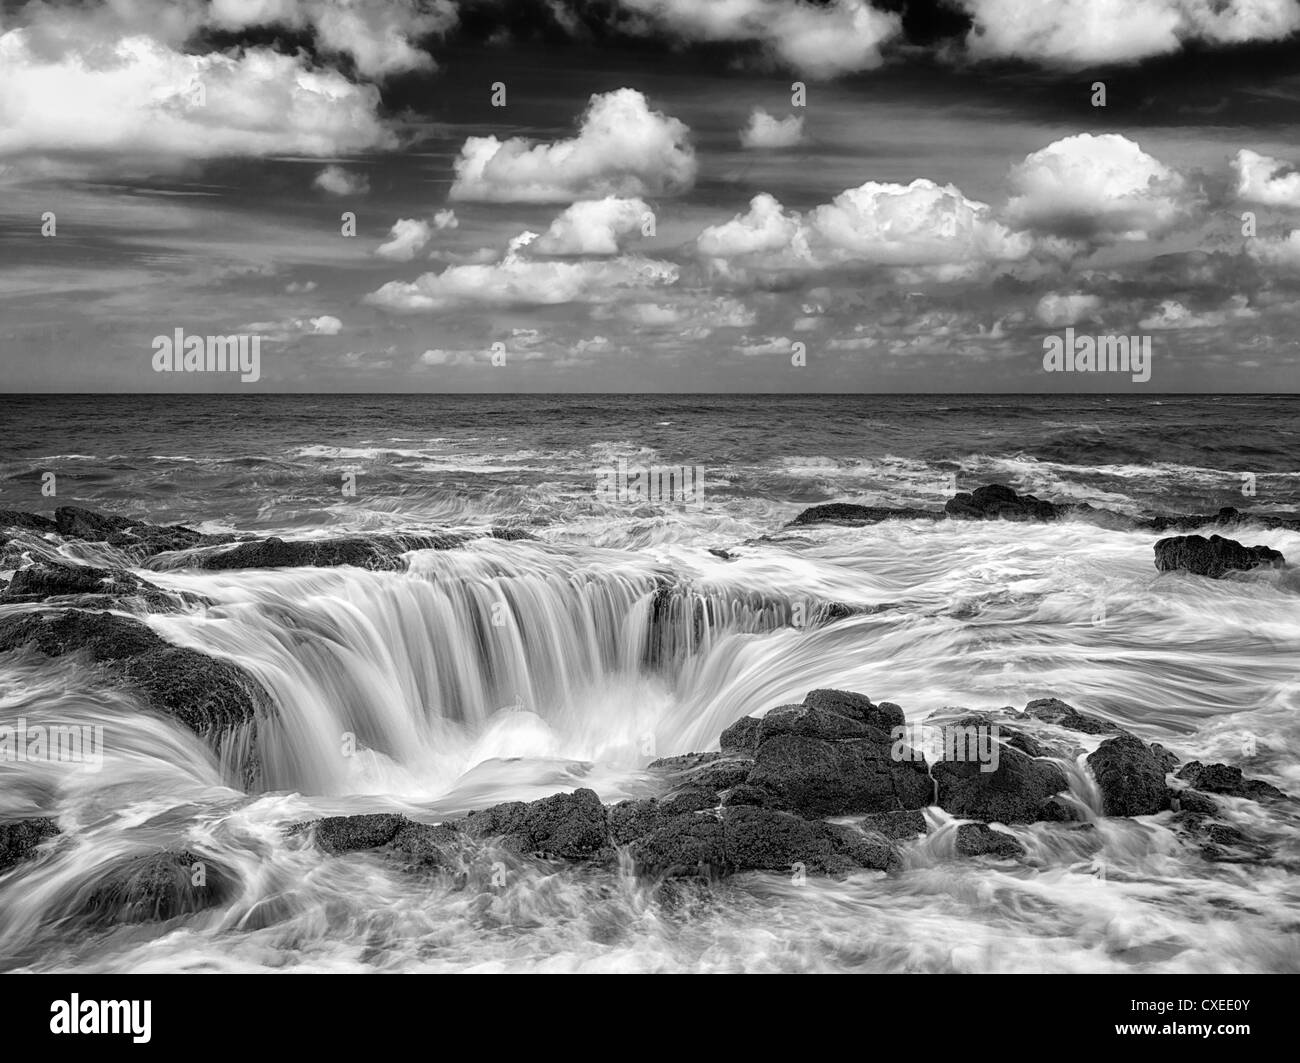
[2, 518, 1299, 972]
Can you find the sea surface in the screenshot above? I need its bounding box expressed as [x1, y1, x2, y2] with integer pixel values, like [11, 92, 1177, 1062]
[1, 393, 1298, 972]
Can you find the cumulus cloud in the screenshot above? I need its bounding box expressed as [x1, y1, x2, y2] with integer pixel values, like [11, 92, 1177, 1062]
[1035, 292, 1102, 327]
[620, 0, 902, 77]
[738, 335, 796, 356]
[376, 218, 433, 261]
[739, 108, 804, 149]
[696, 180, 1033, 280]
[1247, 229, 1300, 268]
[433, 209, 458, 230]
[534, 197, 652, 255]
[449, 88, 696, 203]
[1233, 149, 1300, 207]
[959, 0, 1300, 67]
[0, 29, 395, 161]
[243, 314, 343, 339]
[313, 165, 370, 196]
[366, 230, 679, 311]
[1139, 295, 1258, 329]
[1005, 134, 1193, 243]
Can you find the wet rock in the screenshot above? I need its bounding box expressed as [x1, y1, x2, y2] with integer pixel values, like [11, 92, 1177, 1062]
[747, 731, 932, 818]
[158, 533, 458, 572]
[719, 715, 761, 756]
[0, 817, 60, 873]
[1, 559, 183, 611]
[0, 509, 58, 533]
[379, 821, 464, 872]
[1149, 743, 1181, 774]
[720, 784, 777, 808]
[861, 809, 928, 840]
[954, 823, 1025, 859]
[462, 789, 608, 859]
[54, 506, 136, 541]
[722, 805, 896, 873]
[945, 484, 1061, 522]
[1023, 697, 1116, 735]
[489, 527, 537, 541]
[1174, 761, 1287, 801]
[1087, 734, 1173, 817]
[1147, 507, 1300, 533]
[1154, 534, 1284, 578]
[675, 757, 752, 793]
[628, 813, 727, 878]
[78, 850, 234, 924]
[0, 609, 270, 787]
[1170, 789, 1218, 815]
[660, 785, 720, 814]
[933, 746, 1069, 824]
[789, 503, 941, 526]
[308, 813, 407, 854]
[609, 799, 671, 846]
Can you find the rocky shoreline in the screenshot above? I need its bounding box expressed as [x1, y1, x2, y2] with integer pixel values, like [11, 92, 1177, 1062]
[0, 486, 1293, 925]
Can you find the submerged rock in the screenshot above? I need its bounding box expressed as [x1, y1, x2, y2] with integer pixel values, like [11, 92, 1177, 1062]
[1087, 734, 1173, 817]
[77, 850, 235, 925]
[954, 823, 1025, 859]
[946, 484, 1062, 522]
[0, 818, 60, 873]
[1154, 534, 1284, 578]
[0, 609, 270, 788]
[789, 503, 941, 526]
[1174, 761, 1287, 801]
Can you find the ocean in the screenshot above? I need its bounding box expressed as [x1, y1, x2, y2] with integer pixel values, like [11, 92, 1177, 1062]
[1, 393, 1298, 972]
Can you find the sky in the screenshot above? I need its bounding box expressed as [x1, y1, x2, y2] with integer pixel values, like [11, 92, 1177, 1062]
[1, 0, 1299, 392]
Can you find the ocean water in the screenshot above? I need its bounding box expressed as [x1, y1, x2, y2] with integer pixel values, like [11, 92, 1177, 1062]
[1, 393, 1298, 972]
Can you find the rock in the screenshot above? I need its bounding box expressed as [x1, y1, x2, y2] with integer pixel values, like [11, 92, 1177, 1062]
[954, 823, 1025, 859]
[675, 758, 752, 793]
[609, 799, 671, 846]
[861, 809, 928, 840]
[0, 509, 58, 533]
[933, 746, 1069, 824]
[309, 813, 407, 854]
[720, 784, 776, 808]
[1171, 789, 1218, 815]
[758, 702, 876, 742]
[489, 527, 537, 541]
[379, 821, 463, 872]
[945, 484, 1061, 522]
[0, 610, 270, 787]
[660, 786, 720, 814]
[77, 850, 234, 924]
[628, 813, 727, 878]
[1087, 734, 1173, 817]
[0, 817, 60, 873]
[158, 534, 453, 572]
[722, 805, 896, 873]
[1147, 507, 1300, 533]
[719, 715, 761, 756]
[746, 732, 932, 818]
[1174, 761, 1286, 801]
[805, 689, 905, 732]
[1154, 534, 1284, 578]
[1149, 743, 1181, 774]
[789, 503, 941, 526]
[1023, 697, 1116, 735]
[463, 789, 609, 859]
[54, 505, 136, 541]
[1, 559, 181, 610]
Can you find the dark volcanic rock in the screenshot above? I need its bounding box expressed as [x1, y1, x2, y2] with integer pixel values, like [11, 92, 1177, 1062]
[954, 823, 1025, 859]
[1154, 534, 1284, 578]
[1087, 734, 1173, 817]
[789, 503, 941, 526]
[933, 746, 1069, 824]
[1174, 761, 1286, 801]
[463, 788, 609, 859]
[719, 715, 761, 756]
[54, 505, 136, 541]
[1147, 507, 1300, 533]
[747, 732, 932, 818]
[805, 689, 904, 731]
[2, 559, 181, 610]
[0, 610, 270, 786]
[380, 821, 463, 871]
[628, 813, 727, 877]
[861, 809, 928, 840]
[310, 813, 407, 854]
[0, 509, 58, 534]
[78, 850, 235, 924]
[945, 484, 1062, 522]
[0, 818, 60, 873]
[1023, 697, 1117, 735]
[1171, 789, 1218, 815]
[159, 533, 459, 572]
[722, 806, 895, 873]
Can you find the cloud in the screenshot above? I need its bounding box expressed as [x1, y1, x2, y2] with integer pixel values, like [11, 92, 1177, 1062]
[696, 180, 1033, 279]
[433, 209, 458, 230]
[449, 88, 696, 203]
[313, 165, 370, 196]
[740, 108, 804, 149]
[620, 0, 902, 77]
[1233, 149, 1300, 207]
[243, 314, 343, 339]
[366, 231, 680, 311]
[1139, 295, 1258, 329]
[959, 0, 1300, 67]
[1005, 134, 1193, 243]
[0, 29, 395, 161]
[1035, 292, 1102, 327]
[376, 218, 433, 261]
[534, 197, 652, 255]
[419, 347, 481, 367]
[738, 335, 796, 356]
[1247, 229, 1300, 268]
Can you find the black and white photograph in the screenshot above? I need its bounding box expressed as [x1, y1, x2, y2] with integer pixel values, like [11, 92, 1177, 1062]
[0, 0, 1296, 1021]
